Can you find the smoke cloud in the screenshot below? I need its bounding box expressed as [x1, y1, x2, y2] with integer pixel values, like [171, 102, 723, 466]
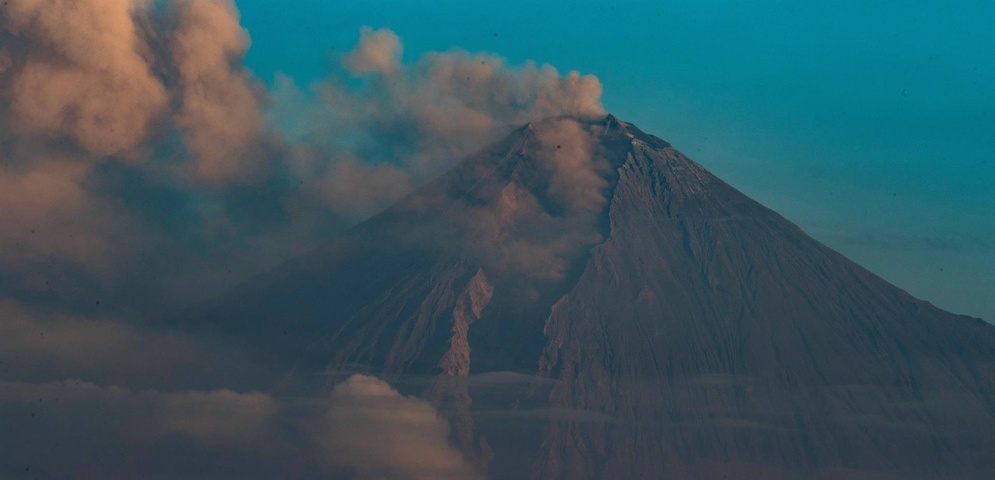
[1, 0, 169, 158]
[344, 26, 403, 76]
[0, 159, 133, 273]
[281, 27, 604, 218]
[538, 119, 610, 215]
[170, 0, 269, 184]
[0, 1, 606, 477]
[0, 3, 605, 313]
[398, 117, 613, 281]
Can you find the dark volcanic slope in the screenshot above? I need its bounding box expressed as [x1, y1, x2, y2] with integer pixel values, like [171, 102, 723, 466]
[188, 115, 995, 480]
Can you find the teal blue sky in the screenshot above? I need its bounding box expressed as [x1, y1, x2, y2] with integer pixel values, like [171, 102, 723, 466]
[236, 0, 994, 321]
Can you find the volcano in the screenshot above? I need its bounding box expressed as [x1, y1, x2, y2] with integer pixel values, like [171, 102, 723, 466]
[190, 115, 995, 479]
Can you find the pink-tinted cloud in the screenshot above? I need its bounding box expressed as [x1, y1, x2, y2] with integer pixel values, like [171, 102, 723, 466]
[0, 5, 613, 478]
[0, 158, 141, 274]
[344, 26, 403, 76]
[170, 0, 269, 184]
[318, 374, 485, 480]
[0, 8, 609, 327]
[281, 27, 606, 220]
[1, 0, 168, 157]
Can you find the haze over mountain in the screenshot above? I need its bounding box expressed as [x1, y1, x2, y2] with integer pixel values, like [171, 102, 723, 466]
[190, 115, 995, 480]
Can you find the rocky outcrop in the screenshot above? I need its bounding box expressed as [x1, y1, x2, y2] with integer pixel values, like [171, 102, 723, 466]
[440, 269, 494, 377]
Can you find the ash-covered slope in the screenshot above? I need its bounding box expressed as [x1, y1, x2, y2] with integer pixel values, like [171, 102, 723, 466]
[192, 115, 630, 377]
[189, 115, 995, 479]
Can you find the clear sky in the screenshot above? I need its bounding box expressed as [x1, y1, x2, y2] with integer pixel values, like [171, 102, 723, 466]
[235, 0, 994, 321]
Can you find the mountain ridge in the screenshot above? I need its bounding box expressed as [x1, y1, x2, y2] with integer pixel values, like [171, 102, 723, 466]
[182, 114, 995, 479]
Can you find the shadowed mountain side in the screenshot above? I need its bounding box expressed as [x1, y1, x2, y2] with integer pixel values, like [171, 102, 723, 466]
[180, 115, 995, 479]
[184, 117, 632, 379]
[533, 137, 995, 479]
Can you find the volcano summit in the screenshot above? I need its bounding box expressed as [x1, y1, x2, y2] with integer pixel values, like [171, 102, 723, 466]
[191, 115, 995, 480]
